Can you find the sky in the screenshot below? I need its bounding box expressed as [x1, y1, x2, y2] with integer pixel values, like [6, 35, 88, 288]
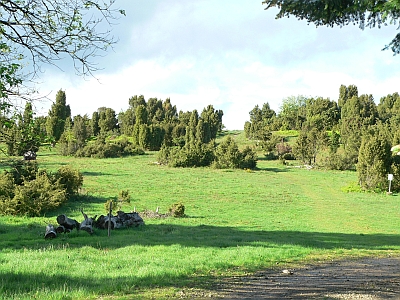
[36, 0, 400, 130]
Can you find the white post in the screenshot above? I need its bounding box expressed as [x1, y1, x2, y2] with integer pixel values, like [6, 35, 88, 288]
[388, 174, 393, 194]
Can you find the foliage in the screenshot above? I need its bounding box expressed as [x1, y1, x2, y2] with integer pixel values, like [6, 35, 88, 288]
[357, 129, 392, 191]
[158, 143, 215, 168]
[4, 102, 44, 156]
[278, 95, 307, 130]
[168, 202, 185, 218]
[58, 114, 91, 155]
[292, 126, 328, 165]
[213, 137, 257, 169]
[55, 166, 83, 198]
[262, 0, 400, 54]
[46, 90, 71, 143]
[275, 139, 293, 159]
[10, 173, 66, 216]
[240, 146, 258, 169]
[249, 103, 276, 132]
[324, 152, 355, 171]
[158, 135, 257, 169]
[0, 0, 122, 79]
[118, 190, 131, 203]
[0, 0, 122, 162]
[6, 160, 39, 185]
[305, 97, 340, 131]
[98, 107, 118, 134]
[0, 162, 83, 216]
[104, 199, 117, 214]
[75, 136, 144, 158]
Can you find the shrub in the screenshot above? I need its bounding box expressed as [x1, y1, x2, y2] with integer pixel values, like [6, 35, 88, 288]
[276, 141, 292, 158]
[324, 153, 355, 171]
[104, 199, 117, 213]
[168, 202, 185, 217]
[240, 146, 258, 169]
[0, 173, 15, 199]
[0, 163, 83, 216]
[75, 137, 144, 158]
[213, 136, 242, 169]
[118, 190, 131, 203]
[213, 137, 257, 169]
[158, 137, 257, 169]
[9, 174, 67, 216]
[158, 144, 215, 168]
[390, 155, 400, 192]
[55, 166, 83, 198]
[6, 160, 38, 185]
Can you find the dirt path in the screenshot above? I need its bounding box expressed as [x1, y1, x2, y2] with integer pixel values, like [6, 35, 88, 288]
[214, 257, 400, 299]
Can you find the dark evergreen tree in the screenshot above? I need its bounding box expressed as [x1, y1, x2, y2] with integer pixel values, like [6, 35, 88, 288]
[91, 111, 100, 137]
[128, 95, 146, 111]
[338, 84, 358, 108]
[377, 92, 400, 123]
[46, 90, 71, 144]
[185, 110, 198, 148]
[340, 93, 378, 165]
[98, 107, 118, 134]
[201, 105, 223, 139]
[358, 127, 392, 191]
[305, 97, 340, 131]
[163, 98, 178, 123]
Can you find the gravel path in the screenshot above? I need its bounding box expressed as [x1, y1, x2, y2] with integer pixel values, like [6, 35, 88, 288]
[215, 257, 400, 299]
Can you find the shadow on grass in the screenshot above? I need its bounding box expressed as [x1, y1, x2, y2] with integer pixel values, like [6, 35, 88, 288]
[0, 270, 218, 299]
[257, 166, 288, 173]
[0, 221, 398, 252]
[81, 171, 113, 177]
[0, 221, 399, 298]
[0, 224, 399, 298]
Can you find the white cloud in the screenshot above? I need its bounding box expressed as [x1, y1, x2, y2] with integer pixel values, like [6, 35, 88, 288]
[35, 1, 400, 130]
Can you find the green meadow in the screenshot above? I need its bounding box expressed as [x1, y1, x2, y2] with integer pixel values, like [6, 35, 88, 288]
[0, 132, 399, 299]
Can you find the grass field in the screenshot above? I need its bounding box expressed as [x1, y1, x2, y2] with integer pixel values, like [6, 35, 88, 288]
[0, 132, 399, 299]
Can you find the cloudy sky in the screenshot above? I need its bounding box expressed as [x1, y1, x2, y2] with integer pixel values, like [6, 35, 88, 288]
[37, 0, 400, 130]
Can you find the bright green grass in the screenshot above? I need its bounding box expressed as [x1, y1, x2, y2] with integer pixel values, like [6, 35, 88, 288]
[0, 145, 399, 299]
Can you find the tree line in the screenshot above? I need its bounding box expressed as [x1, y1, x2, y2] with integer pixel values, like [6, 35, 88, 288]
[2, 90, 256, 169]
[245, 84, 400, 191]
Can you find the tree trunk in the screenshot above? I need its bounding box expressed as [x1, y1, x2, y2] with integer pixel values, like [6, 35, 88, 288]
[80, 209, 94, 234]
[56, 214, 80, 231]
[45, 224, 57, 239]
[117, 211, 144, 227]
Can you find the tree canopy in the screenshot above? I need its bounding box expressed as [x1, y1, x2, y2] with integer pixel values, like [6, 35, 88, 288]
[262, 0, 400, 54]
[0, 0, 122, 101]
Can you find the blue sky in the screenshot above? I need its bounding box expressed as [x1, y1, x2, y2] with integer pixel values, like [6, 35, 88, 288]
[38, 0, 400, 130]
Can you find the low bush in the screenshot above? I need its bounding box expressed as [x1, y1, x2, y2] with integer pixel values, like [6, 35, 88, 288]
[213, 137, 257, 169]
[158, 137, 258, 169]
[12, 174, 66, 216]
[0, 162, 83, 216]
[75, 137, 144, 158]
[324, 153, 355, 171]
[168, 202, 185, 217]
[118, 190, 131, 203]
[55, 166, 83, 198]
[158, 144, 215, 167]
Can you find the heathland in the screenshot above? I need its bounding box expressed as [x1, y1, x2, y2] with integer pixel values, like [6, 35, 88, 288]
[0, 131, 399, 299]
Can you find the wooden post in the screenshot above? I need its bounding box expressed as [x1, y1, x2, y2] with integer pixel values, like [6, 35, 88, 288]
[108, 201, 112, 237]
